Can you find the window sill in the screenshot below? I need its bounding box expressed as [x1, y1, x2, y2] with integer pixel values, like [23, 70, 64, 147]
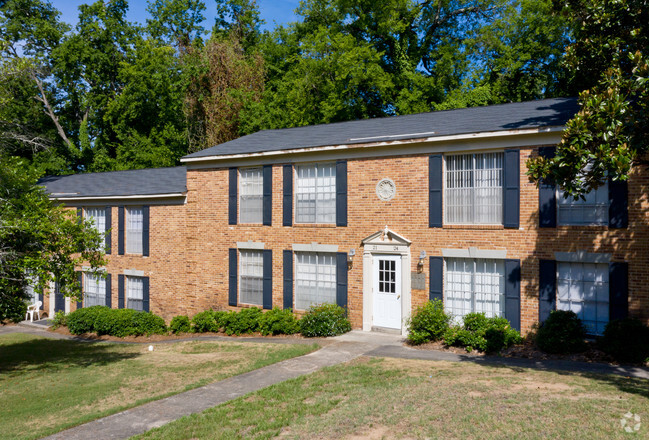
[292, 223, 338, 228]
[555, 224, 609, 230]
[443, 224, 504, 230]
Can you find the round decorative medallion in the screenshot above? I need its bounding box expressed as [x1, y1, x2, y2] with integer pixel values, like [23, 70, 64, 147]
[376, 178, 396, 201]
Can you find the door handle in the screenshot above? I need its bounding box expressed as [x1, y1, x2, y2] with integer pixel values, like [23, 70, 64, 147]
[397, 295, 400, 299]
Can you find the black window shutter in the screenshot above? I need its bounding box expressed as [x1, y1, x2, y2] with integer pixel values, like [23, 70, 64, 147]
[263, 165, 272, 226]
[118, 274, 125, 308]
[609, 262, 628, 321]
[76, 271, 83, 309]
[142, 206, 150, 256]
[229, 248, 237, 306]
[336, 161, 347, 227]
[503, 149, 520, 228]
[504, 259, 521, 331]
[118, 206, 125, 255]
[539, 259, 557, 322]
[538, 147, 557, 228]
[105, 273, 112, 308]
[429, 155, 443, 228]
[229, 168, 237, 225]
[336, 252, 348, 307]
[105, 206, 112, 254]
[262, 249, 273, 309]
[283, 164, 293, 226]
[283, 250, 293, 310]
[608, 179, 628, 229]
[142, 277, 150, 312]
[38, 283, 43, 305]
[429, 256, 443, 301]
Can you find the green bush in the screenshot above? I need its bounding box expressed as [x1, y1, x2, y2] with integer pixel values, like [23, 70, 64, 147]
[299, 303, 351, 337]
[535, 310, 586, 354]
[0, 295, 28, 323]
[51, 310, 67, 329]
[599, 319, 649, 364]
[259, 307, 299, 335]
[66, 307, 167, 337]
[442, 313, 522, 353]
[406, 300, 451, 345]
[221, 308, 263, 335]
[66, 306, 109, 334]
[191, 310, 219, 333]
[170, 315, 191, 334]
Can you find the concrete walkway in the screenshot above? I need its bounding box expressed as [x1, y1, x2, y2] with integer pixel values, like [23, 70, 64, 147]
[1, 325, 647, 439]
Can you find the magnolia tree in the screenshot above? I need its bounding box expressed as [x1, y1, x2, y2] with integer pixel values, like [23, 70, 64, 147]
[0, 156, 105, 322]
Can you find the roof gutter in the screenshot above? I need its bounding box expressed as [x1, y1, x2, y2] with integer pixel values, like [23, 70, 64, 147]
[180, 126, 565, 164]
[48, 192, 186, 202]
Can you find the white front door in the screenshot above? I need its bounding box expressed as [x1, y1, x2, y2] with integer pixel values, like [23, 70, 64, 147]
[373, 255, 402, 329]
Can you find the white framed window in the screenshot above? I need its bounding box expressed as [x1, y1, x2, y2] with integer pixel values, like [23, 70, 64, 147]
[126, 207, 143, 254]
[295, 163, 336, 224]
[240, 250, 263, 305]
[445, 152, 503, 224]
[557, 262, 609, 335]
[445, 258, 505, 322]
[239, 168, 263, 223]
[126, 276, 144, 311]
[557, 183, 609, 225]
[24, 273, 38, 304]
[295, 252, 336, 310]
[85, 207, 106, 250]
[84, 273, 106, 307]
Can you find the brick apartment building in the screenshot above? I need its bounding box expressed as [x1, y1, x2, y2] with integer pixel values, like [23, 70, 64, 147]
[37, 98, 647, 336]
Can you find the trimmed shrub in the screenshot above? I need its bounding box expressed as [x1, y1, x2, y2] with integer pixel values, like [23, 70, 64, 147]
[299, 303, 351, 337]
[1, 295, 29, 323]
[191, 310, 219, 333]
[66, 306, 109, 334]
[406, 300, 451, 345]
[442, 313, 522, 353]
[259, 307, 299, 335]
[67, 307, 167, 337]
[535, 310, 587, 354]
[170, 315, 191, 334]
[222, 308, 263, 335]
[599, 319, 649, 364]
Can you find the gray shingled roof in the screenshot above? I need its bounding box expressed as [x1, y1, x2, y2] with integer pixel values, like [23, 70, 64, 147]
[183, 97, 579, 159]
[39, 166, 187, 199]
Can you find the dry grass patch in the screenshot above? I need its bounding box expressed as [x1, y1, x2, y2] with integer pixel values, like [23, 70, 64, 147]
[136, 356, 649, 440]
[0, 333, 317, 440]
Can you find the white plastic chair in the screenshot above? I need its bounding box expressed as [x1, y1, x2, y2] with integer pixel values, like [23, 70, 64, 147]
[25, 301, 42, 322]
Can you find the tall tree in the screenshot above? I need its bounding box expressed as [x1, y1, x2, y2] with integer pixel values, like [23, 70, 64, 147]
[527, 0, 648, 196]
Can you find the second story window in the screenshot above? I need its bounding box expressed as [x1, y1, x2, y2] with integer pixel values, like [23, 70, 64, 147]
[295, 163, 336, 224]
[239, 168, 263, 223]
[557, 183, 609, 226]
[445, 152, 504, 225]
[126, 207, 143, 254]
[85, 207, 106, 249]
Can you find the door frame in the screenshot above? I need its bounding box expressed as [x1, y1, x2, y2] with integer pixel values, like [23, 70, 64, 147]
[361, 228, 412, 335]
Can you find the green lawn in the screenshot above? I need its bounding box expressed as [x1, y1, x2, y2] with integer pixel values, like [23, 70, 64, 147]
[0, 333, 317, 440]
[135, 357, 649, 440]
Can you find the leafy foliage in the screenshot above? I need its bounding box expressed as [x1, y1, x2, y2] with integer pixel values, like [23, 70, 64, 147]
[50, 310, 67, 329]
[299, 303, 351, 337]
[258, 307, 299, 336]
[66, 306, 167, 337]
[221, 307, 263, 335]
[443, 313, 522, 352]
[170, 315, 191, 334]
[190, 309, 224, 333]
[535, 310, 586, 354]
[0, 156, 104, 312]
[0, 295, 28, 323]
[406, 300, 452, 345]
[598, 318, 649, 364]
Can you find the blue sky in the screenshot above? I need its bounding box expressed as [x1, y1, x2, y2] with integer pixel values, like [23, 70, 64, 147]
[50, 0, 300, 31]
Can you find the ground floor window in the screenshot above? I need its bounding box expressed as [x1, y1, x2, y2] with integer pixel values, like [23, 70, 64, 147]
[126, 276, 144, 311]
[24, 273, 39, 304]
[240, 250, 263, 306]
[557, 262, 609, 335]
[84, 273, 106, 307]
[295, 252, 336, 310]
[445, 258, 505, 321]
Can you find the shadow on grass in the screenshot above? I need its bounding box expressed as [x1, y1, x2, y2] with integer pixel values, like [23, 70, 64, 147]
[0, 337, 141, 375]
